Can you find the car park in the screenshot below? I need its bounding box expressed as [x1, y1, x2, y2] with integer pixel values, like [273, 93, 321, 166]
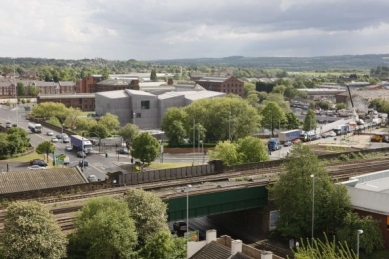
[65, 145, 73, 151]
[51, 137, 58, 143]
[283, 141, 292, 147]
[77, 151, 86, 158]
[28, 165, 46, 170]
[46, 131, 53, 136]
[79, 160, 88, 167]
[87, 175, 98, 182]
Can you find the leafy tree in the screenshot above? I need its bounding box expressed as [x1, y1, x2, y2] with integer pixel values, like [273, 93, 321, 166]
[139, 231, 186, 259]
[124, 188, 169, 246]
[6, 127, 30, 155]
[272, 84, 286, 95]
[0, 133, 9, 158]
[208, 141, 239, 166]
[188, 123, 206, 145]
[28, 85, 39, 96]
[260, 102, 285, 136]
[118, 123, 140, 145]
[36, 141, 55, 162]
[150, 68, 157, 81]
[284, 85, 298, 99]
[336, 102, 347, 111]
[30, 102, 69, 122]
[303, 109, 317, 131]
[68, 196, 137, 259]
[131, 133, 160, 165]
[236, 136, 269, 163]
[46, 116, 62, 127]
[284, 112, 301, 130]
[88, 124, 110, 141]
[64, 107, 82, 130]
[336, 213, 383, 254]
[247, 92, 259, 106]
[3, 201, 67, 259]
[293, 235, 356, 259]
[161, 107, 188, 146]
[98, 112, 120, 132]
[75, 117, 97, 132]
[260, 93, 291, 112]
[16, 82, 25, 96]
[269, 144, 351, 238]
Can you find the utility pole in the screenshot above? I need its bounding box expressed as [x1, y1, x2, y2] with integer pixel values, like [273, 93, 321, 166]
[13, 58, 18, 126]
[192, 119, 195, 165]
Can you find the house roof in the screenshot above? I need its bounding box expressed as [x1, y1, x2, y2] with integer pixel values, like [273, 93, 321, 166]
[0, 168, 87, 194]
[190, 241, 233, 259]
[197, 76, 230, 83]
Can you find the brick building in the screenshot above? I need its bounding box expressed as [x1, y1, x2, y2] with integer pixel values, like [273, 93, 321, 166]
[37, 93, 95, 111]
[0, 80, 75, 97]
[75, 76, 140, 93]
[192, 76, 244, 97]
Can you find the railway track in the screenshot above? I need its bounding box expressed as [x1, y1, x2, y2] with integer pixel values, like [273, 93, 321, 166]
[0, 157, 388, 232]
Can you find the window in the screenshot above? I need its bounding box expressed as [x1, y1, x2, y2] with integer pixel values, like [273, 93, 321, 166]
[141, 100, 150, 109]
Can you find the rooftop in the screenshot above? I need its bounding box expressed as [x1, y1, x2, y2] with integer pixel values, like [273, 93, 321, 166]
[337, 90, 389, 98]
[0, 168, 87, 194]
[95, 90, 129, 99]
[38, 93, 95, 99]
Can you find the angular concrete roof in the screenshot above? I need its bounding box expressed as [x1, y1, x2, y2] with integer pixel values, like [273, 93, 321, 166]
[0, 168, 87, 194]
[95, 90, 129, 99]
[125, 89, 156, 97]
[158, 91, 225, 101]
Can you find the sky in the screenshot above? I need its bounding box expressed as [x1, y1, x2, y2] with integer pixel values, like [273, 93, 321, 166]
[1, 0, 389, 61]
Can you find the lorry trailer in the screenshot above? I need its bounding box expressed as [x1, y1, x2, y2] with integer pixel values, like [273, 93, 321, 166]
[278, 129, 302, 143]
[70, 135, 93, 154]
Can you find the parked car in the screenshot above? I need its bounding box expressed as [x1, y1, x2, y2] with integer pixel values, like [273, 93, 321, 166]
[30, 159, 47, 167]
[65, 145, 73, 151]
[12, 123, 17, 127]
[5, 122, 11, 128]
[283, 140, 292, 147]
[87, 175, 98, 182]
[328, 131, 337, 137]
[46, 131, 53, 136]
[62, 136, 70, 143]
[27, 165, 47, 170]
[79, 160, 88, 167]
[116, 148, 130, 155]
[56, 134, 63, 139]
[51, 137, 58, 143]
[173, 221, 187, 232]
[77, 151, 86, 158]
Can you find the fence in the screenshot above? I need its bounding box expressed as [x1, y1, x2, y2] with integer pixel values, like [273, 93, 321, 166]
[122, 164, 214, 185]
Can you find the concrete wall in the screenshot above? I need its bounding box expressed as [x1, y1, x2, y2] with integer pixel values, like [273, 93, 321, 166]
[130, 94, 159, 129]
[95, 94, 131, 125]
[158, 95, 186, 126]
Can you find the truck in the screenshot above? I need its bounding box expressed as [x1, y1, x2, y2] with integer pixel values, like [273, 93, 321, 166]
[278, 129, 302, 143]
[28, 122, 42, 133]
[267, 138, 281, 151]
[333, 125, 349, 136]
[70, 135, 93, 154]
[299, 130, 317, 142]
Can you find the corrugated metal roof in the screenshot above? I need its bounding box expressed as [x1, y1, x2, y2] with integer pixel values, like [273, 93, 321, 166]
[0, 168, 87, 194]
[190, 241, 232, 259]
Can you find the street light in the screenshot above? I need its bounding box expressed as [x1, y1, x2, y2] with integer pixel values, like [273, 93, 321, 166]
[228, 111, 231, 141]
[90, 131, 101, 153]
[310, 174, 315, 247]
[192, 119, 195, 165]
[133, 112, 136, 126]
[13, 58, 18, 126]
[159, 140, 164, 163]
[199, 140, 204, 164]
[186, 184, 192, 234]
[357, 229, 363, 258]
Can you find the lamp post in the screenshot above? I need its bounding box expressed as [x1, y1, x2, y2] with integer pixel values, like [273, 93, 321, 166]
[13, 58, 18, 126]
[90, 131, 101, 154]
[357, 229, 363, 258]
[193, 119, 195, 165]
[186, 184, 192, 234]
[133, 112, 136, 126]
[310, 174, 315, 247]
[159, 140, 164, 163]
[82, 133, 85, 173]
[199, 140, 204, 164]
[228, 111, 231, 141]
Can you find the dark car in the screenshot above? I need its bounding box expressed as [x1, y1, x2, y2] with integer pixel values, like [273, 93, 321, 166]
[30, 159, 47, 167]
[79, 160, 89, 167]
[283, 141, 292, 147]
[116, 148, 130, 155]
[173, 221, 187, 232]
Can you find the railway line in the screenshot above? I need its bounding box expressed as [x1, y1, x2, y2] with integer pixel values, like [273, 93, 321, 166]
[0, 157, 388, 233]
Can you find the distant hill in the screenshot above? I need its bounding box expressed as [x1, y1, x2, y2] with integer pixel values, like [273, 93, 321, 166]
[150, 54, 389, 71]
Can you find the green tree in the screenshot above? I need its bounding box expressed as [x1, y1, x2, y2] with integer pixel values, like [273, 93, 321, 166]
[36, 141, 55, 162]
[64, 107, 82, 130]
[28, 85, 39, 96]
[98, 112, 120, 132]
[208, 141, 239, 166]
[247, 92, 259, 106]
[150, 68, 157, 81]
[161, 107, 188, 147]
[118, 123, 140, 145]
[260, 102, 285, 136]
[336, 102, 347, 111]
[236, 136, 269, 163]
[6, 127, 30, 155]
[284, 85, 298, 99]
[3, 201, 67, 259]
[269, 144, 351, 238]
[303, 109, 317, 131]
[272, 84, 286, 95]
[68, 196, 137, 259]
[0, 133, 9, 158]
[131, 132, 160, 165]
[284, 112, 301, 130]
[75, 117, 97, 132]
[139, 231, 186, 259]
[336, 213, 383, 254]
[124, 188, 169, 246]
[16, 82, 25, 96]
[260, 93, 291, 112]
[30, 102, 69, 122]
[88, 124, 110, 141]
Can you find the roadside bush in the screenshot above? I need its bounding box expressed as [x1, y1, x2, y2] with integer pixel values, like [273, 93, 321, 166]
[338, 154, 349, 161]
[348, 152, 358, 159]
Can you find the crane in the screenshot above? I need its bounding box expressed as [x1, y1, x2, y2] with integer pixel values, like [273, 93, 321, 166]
[346, 84, 364, 125]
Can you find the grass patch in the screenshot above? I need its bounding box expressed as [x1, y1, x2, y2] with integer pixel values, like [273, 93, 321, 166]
[6, 152, 54, 168]
[148, 162, 193, 170]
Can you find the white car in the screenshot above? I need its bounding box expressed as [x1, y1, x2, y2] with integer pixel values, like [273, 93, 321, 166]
[28, 165, 47, 170]
[46, 131, 53, 136]
[65, 146, 73, 151]
[51, 137, 59, 142]
[87, 175, 98, 182]
[328, 131, 337, 137]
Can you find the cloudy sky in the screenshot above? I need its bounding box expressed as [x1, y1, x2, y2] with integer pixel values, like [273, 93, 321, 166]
[1, 0, 389, 60]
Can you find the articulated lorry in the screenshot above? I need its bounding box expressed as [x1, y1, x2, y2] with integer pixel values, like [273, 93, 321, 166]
[28, 122, 42, 133]
[278, 129, 302, 143]
[268, 138, 281, 151]
[299, 130, 317, 142]
[333, 125, 349, 136]
[70, 135, 93, 154]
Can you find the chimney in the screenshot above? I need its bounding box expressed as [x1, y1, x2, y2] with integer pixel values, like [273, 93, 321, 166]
[231, 239, 242, 255]
[168, 78, 173, 85]
[206, 229, 217, 244]
[261, 251, 273, 259]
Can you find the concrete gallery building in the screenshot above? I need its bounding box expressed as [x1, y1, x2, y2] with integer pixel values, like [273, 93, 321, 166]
[95, 89, 226, 129]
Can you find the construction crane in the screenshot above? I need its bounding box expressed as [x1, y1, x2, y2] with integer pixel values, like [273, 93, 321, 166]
[346, 84, 364, 125]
